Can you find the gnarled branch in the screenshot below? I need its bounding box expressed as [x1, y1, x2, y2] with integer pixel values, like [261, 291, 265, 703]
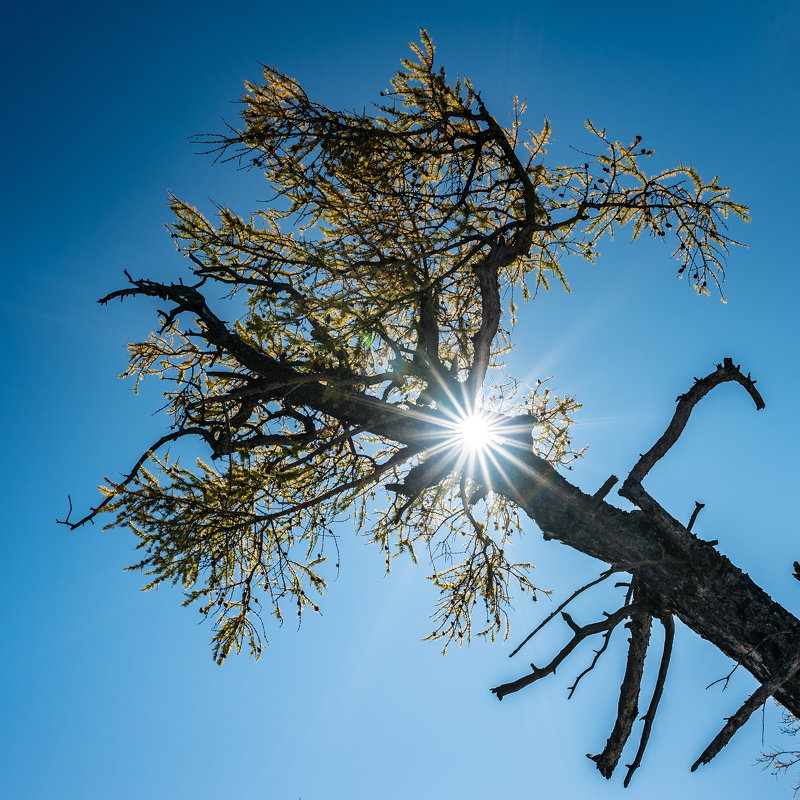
[491, 604, 638, 701]
[589, 609, 653, 778]
[621, 358, 764, 509]
[624, 614, 674, 786]
[692, 647, 800, 772]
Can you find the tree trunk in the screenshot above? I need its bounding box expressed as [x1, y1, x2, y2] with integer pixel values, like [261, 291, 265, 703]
[495, 447, 800, 714]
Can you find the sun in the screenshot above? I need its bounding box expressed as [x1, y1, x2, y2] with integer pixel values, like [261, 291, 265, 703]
[456, 410, 498, 454]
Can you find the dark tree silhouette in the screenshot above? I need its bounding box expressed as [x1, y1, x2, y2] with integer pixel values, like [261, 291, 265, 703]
[61, 32, 799, 785]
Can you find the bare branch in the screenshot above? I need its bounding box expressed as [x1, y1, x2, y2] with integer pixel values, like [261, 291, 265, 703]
[686, 501, 705, 532]
[589, 610, 653, 778]
[593, 474, 619, 502]
[692, 648, 800, 772]
[492, 604, 638, 701]
[567, 610, 623, 699]
[509, 568, 619, 658]
[706, 630, 793, 693]
[624, 614, 675, 787]
[621, 358, 764, 507]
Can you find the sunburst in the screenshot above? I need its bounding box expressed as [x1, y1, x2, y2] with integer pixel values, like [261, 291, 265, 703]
[454, 410, 499, 454]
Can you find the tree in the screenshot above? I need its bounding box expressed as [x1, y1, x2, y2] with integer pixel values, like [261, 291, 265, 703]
[60, 32, 798, 786]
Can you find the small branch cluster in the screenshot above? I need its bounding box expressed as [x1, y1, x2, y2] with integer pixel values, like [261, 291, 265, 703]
[759, 710, 800, 794]
[491, 602, 638, 701]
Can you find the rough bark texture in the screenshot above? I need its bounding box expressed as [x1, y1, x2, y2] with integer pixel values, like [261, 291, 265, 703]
[491, 445, 800, 715]
[590, 610, 653, 778]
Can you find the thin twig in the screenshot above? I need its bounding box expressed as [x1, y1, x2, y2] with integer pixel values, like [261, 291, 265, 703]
[509, 568, 618, 658]
[706, 630, 790, 692]
[568, 616, 621, 699]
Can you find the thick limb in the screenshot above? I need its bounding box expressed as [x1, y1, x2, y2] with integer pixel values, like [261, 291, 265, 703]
[589, 609, 653, 779]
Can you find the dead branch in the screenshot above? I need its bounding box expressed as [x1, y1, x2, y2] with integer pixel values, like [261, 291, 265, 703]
[686, 501, 705, 532]
[593, 474, 619, 501]
[706, 630, 792, 693]
[567, 610, 625, 699]
[491, 604, 638, 701]
[692, 649, 800, 772]
[624, 614, 674, 786]
[509, 568, 619, 658]
[589, 610, 653, 778]
[621, 358, 764, 508]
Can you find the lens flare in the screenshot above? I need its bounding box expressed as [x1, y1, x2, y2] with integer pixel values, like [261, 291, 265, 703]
[456, 411, 497, 453]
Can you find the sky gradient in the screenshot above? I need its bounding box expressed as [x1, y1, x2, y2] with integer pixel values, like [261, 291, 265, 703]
[3, 2, 800, 798]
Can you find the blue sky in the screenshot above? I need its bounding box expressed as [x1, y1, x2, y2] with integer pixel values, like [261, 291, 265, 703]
[2, 1, 799, 798]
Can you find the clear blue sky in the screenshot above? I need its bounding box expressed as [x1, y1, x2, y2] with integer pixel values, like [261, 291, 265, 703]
[2, 1, 799, 798]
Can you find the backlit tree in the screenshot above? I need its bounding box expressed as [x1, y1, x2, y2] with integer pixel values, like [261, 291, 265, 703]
[61, 32, 800, 786]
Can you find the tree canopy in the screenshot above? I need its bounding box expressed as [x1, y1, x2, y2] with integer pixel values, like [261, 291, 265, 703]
[63, 32, 800, 786]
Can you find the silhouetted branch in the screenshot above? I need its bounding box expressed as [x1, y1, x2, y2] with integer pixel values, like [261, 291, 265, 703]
[509, 568, 619, 658]
[492, 604, 638, 701]
[567, 617, 619, 699]
[593, 474, 618, 501]
[589, 609, 653, 778]
[464, 259, 501, 399]
[621, 358, 765, 508]
[56, 427, 214, 530]
[757, 740, 800, 793]
[706, 630, 792, 693]
[692, 649, 800, 772]
[686, 501, 705, 532]
[624, 614, 674, 786]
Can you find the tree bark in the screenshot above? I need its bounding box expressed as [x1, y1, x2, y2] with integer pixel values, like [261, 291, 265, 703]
[493, 445, 800, 715]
